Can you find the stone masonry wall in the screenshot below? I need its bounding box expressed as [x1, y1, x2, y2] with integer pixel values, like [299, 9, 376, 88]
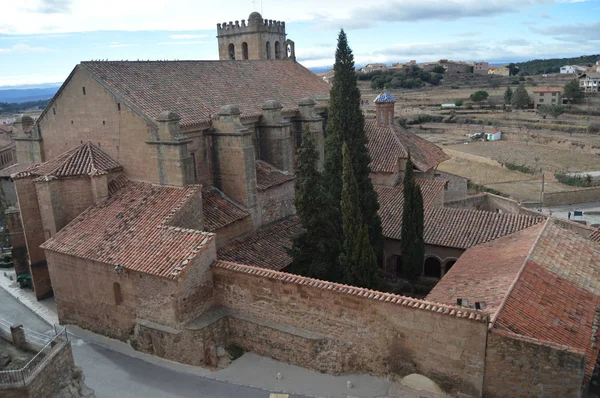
[213, 264, 489, 396]
[257, 181, 295, 227]
[542, 186, 600, 207]
[26, 341, 75, 398]
[483, 329, 585, 398]
[212, 217, 253, 248]
[435, 171, 468, 202]
[38, 67, 162, 184]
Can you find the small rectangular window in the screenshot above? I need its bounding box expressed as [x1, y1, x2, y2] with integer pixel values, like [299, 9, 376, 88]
[52, 108, 56, 115]
[82, 87, 86, 95]
[103, 121, 106, 125]
[117, 103, 121, 111]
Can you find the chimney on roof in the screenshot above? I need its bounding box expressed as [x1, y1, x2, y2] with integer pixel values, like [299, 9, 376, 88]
[373, 91, 397, 127]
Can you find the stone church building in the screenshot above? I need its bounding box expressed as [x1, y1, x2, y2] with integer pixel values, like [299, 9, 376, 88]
[10, 12, 600, 397]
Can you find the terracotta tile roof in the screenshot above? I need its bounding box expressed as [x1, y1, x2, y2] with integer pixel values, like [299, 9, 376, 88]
[255, 160, 295, 190]
[590, 228, 600, 243]
[41, 182, 213, 279]
[532, 87, 562, 93]
[423, 207, 544, 249]
[427, 223, 545, 315]
[365, 120, 449, 173]
[214, 260, 488, 323]
[366, 121, 407, 173]
[107, 173, 130, 196]
[13, 141, 122, 180]
[217, 217, 302, 271]
[202, 186, 249, 232]
[493, 220, 600, 382]
[78, 61, 331, 128]
[378, 181, 544, 248]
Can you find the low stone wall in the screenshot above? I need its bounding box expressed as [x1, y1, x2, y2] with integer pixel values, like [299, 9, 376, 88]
[0, 340, 75, 398]
[542, 186, 600, 206]
[484, 330, 585, 398]
[213, 262, 489, 396]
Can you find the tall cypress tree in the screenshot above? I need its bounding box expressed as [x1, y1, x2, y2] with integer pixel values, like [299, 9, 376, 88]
[400, 158, 425, 282]
[289, 126, 340, 280]
[323, 29, 383, 267]
[340, 143, 379, 289]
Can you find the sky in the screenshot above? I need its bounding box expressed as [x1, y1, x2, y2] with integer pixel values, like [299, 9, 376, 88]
[0, 0, 599, 88]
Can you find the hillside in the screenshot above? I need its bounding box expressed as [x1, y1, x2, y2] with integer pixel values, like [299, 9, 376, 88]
[0, 87, 59, 103]
[516, 54, 600, 75]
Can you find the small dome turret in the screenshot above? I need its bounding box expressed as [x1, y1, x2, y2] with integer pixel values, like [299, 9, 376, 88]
[374, 91, 397, 103]
[248, 12, 263, 24]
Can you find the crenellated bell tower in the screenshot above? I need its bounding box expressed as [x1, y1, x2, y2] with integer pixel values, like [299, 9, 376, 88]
[216, 12, 295, 61]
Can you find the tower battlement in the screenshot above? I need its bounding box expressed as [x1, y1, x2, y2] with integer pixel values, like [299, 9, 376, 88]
[217, 19, 286, 35]
[216, 12, 293, 61]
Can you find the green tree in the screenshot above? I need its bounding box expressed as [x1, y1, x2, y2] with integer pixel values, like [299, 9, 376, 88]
[470, 90, 489, 104]
[340, 143, 379, 289]
[323, 29, 383, 269]
[400, 158, 425, 283]
[564, 79, 583, 103]
[504, 86, 513, 103]
[549, 104, 565, 119]
[432, 65, 445, 74]
[511, 84, 530, 109]
[289, 127, 339, 280]
[507, 63, 520, 76]
[537, 104, 552, 119]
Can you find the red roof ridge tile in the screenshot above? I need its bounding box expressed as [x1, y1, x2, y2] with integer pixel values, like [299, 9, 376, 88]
[489, 219, 550, 326]
[213, 260, 489, 323]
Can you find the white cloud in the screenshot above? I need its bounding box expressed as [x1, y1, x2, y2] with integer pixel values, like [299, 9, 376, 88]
[108, 42, 135, 48]
[0, 73, 66, 87]
[0, 43, 52, 53]
[1, 0, 588, 35]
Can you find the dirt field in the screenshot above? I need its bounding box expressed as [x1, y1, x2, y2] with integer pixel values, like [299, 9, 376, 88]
[444, 141, 600, 173]
[437, 151, 586, 202]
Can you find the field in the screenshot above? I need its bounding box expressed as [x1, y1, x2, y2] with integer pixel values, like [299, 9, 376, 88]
[358, 72, 600, 203]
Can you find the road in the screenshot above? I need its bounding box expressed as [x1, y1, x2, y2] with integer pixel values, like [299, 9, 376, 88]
[0, 288, 308, 398]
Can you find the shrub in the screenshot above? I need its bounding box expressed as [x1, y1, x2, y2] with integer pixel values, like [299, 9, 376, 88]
[455, 99, 464, 106]
[406, 114, 443, 125]
[467, 182, 508, 197]
[589, 123, 600, 134]
[450, 85, 460, 89]
[555, 173, 596, 187]
[465, 104, 473, 110]
[226, 344, 245, 360]
[505, 162, 535, 174]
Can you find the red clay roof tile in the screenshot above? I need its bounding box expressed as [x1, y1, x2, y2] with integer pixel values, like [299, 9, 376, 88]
[491, 221, 600, 382]
[14, 141, 122, 180]
[202, 186, 249, 232]
[41, 182, 213, 279]
[217, 217, 301, 271]
[79, 61, 331, 128]
[365, 120, 449, 173]
[255, 160, 295, 190]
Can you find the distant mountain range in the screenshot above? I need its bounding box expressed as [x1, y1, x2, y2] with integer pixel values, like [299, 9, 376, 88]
[0, 86, 60, 103]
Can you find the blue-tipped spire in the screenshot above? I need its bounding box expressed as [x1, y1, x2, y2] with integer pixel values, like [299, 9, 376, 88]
[374, 91, 396, 103]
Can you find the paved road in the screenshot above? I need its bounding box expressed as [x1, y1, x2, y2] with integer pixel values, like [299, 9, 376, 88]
[0, 288, 308, 398]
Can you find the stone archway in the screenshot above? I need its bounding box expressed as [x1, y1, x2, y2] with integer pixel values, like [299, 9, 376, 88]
[423, 257, 442, 278]
[284, 39, 296, 60]
[228, 43, 235, 60]
[444, 259, 457, 275]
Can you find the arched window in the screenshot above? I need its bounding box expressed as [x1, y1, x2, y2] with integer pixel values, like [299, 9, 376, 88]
[228, 43, 235, 60]
[242, 42, 248, 60]
[275, 41, 281, 59]
[266, 41, 271, 59]
[113, 282, 123, 305]
[424, 257, 442, 278]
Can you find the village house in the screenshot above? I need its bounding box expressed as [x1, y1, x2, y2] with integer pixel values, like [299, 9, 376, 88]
[560, 65, 588, 74]
[472, 61, 489, 75]
[9, 12, 600, 397]
[579, 72, 600, 92]
[360, 63, 387, 73]
[488, 65, 510, 76]
[532, 87, 562, 109]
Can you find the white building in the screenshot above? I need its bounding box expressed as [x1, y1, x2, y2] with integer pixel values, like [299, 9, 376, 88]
[579, 72, 600, 93]
[560, 65, 587, 74]
[486, 130, 502, 141]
